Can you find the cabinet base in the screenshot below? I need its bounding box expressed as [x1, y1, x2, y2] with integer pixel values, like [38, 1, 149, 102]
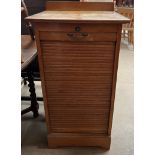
[47, 133, 111, 149]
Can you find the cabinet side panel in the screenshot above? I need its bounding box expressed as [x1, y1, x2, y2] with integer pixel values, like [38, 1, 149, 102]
[108, 24, 122, 135]
[33, 28, 51, 133]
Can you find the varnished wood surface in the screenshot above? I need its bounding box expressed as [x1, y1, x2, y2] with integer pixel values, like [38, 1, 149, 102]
[29, 3, 130, 149]
[40, 31, 117, 42]
[81, 0, 113, 2]
[26, 11, 129, 23]
[46, 1, 114, 11]
[21, 35, 37, 71]
[108, 25, 122, 135]
[33, 23, 118, 32]
[41, 41, 114, 134]
[48, 133, 111, 149]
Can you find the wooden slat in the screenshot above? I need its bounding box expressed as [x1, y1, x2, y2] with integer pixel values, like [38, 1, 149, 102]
[40, 39, 115, 135]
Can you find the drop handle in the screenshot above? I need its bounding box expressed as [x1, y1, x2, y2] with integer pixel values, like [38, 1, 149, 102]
[67, 33, 74, 37]
[67, 32, 88, 38]
[81, 32, 88, 36]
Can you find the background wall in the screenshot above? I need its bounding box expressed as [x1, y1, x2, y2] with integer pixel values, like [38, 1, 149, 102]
[21, 0, 46, 34]
[116, 0, 134, 7]
[21, 0, 79, 34]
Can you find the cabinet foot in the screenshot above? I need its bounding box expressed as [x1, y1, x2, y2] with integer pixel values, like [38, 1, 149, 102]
[47, 133, 111, 149]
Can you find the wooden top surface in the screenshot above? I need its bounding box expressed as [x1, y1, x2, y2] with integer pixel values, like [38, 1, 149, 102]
[21, 35, 37, 71]
[26, 11, 130, 24]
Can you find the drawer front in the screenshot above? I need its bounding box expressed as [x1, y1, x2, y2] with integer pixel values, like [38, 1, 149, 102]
[40, 31, 117, 42]
[37, 23, 118, 33]
[40, 41, 115, 134]
[38, 23, 117, 42]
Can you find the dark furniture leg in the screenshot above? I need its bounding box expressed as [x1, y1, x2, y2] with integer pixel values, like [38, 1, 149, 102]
[28, 25, 35, 40]
[27, 70, 39, 117]
[21, 96, 43, 101]
[23, 77, 27, 85]
[21, 70, 39, 118]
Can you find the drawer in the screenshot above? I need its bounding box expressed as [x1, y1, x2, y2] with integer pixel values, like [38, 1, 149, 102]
[37, 23, 118, 33]
[40, 31, 117, 42]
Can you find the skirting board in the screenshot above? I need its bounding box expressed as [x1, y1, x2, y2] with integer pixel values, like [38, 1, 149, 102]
[48, 133, 111, 149]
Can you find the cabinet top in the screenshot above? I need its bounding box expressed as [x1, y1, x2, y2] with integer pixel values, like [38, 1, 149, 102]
[26, 11, 130, 24]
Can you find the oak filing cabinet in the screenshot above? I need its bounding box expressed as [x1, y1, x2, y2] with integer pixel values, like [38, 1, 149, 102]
[27, 2, 129, 149]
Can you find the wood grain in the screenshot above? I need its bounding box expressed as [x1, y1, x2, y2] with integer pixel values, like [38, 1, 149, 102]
[28, 2, 129, 149]
[33, 23, 118, 32]
[48, 133, 111, 149]
[26, 11, 130, 24]
[40, 32, 117, 42]
[46, 1, 114, 11]
[40, 40, 114, 137]
[21, 35, 37, 71]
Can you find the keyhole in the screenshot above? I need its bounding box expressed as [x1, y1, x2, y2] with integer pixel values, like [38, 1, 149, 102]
[75, 26, 81, 32]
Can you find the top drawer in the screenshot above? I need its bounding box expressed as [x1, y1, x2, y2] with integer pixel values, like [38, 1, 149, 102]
[36, 23, 118, 33]
[38, 23, 118, 42]
[39, 31, 117, 42]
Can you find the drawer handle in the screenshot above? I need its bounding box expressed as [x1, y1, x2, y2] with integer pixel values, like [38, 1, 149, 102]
[81, 32, 88, 37]
[67, 32, 88, 39]
[67, 33, 74, 37]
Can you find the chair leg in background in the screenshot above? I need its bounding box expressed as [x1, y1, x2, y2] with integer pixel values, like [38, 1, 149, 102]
[28, 25, 35, 40]
[24, 77, 27, 85]
[21, 71, 39, 118]
[27, 71, 39, 118]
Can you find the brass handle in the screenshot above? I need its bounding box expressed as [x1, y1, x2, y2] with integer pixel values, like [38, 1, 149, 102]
[67, 33, 74, 37]
[81, 32, 88, 37]
[67, 32, 88, 39]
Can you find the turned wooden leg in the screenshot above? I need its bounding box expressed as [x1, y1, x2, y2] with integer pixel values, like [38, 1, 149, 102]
[27, 71, 39, 118]
[23, 77, 27, 85]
